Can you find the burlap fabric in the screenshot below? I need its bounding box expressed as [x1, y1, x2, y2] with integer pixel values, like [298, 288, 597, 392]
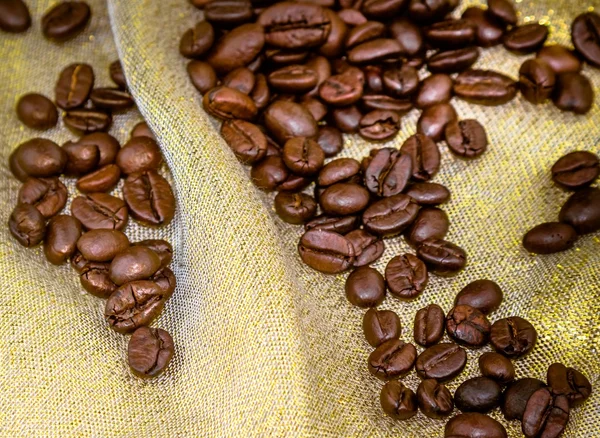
[0, 0, 598, 436]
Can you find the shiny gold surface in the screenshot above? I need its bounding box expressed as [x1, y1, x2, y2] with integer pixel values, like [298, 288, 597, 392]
[1, 0, 599, 436]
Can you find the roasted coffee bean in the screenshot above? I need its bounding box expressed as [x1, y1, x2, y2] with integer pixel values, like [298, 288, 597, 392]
[249, 73, 270, 110]
[414, 74, 453, 109]
[571, 12, 600, 67]
[42, 1, 91, 40]
[384, 253, 427, 299]
[519, 58, 556, 104]
[504, 23, 549, 54]
[348, 38, 403, 64]
[405, 183, 450, 206]
[404, 208, 449, 247]
[11, 138, 67, 179]
[537, 45, 582, 75]
[388, 18, 423, 57]
[368, 338, 417, 380]
[109, 60, 126, 89]
[130, 121, 155, 140]
[502, 378, 547, 420]
[18, 177, 67, 218]
[425, 19, 476, 50]
[363, 65, 384, 93]
[522, 388, 569, 438]
[446, 305, 491, 347]
[80, 262, 117, 298]
[0, 0, 31, 32]
[268, 65, 317, 94]
[16, 94, 58, 130]
[331, 105, 362, 133]
[559, 187, 600, 234]
[345, 229, 384, 267]
[380, 381, 418, 420]
[10, 157, 34, 190]
[338, 8, 367, 26]
[361, 0, 407, 18]
[490, 316, 537, 358]
[77, 229, 129, 262]
[105, 280, 167, 334]
[358, 110, 400, 142]
[300, 97, 327, 121]
[55, 63, 94, 110]
[416, 342, 467, 382]
[547, 362, 592, 407]
[444, 413, 507, 438]
[444, 119, 488, 158]
[408, 0, 451, 24]
[417, 102, 457, 142]
[364, 148, 412, 197]
[72, 132, 120, 167]
[417, 379, 454, 419]
[318, 158, 360, 187]
[71, 193, 128, 230]
[382, 65, 419, 98]
[116, 137, 162, 175]
[345, 266, 385, 308]
[319, 72, 364, 107]
[479, 352, 515, 385]
[221, 119, 267, 164]
[206, 23, 265, 74]
[282, 137, 324, 176]
[487, 0, 517, 25]
[428, 47, 479, 74]
[134, 240, 173, 269]
[274, 192, 317, 224]
[400, 134, 440, 181]
[70, 251, 88, 273]
[203, 86, 258, 120]
[361, 94, 412, 113]
[264, 48, 309, 65]
[205, 0, 252, 26]
[552, 151, 599, 189]
[264, 100, 318, 144]
[90, 88, 134, 110]
[462, 7, 505, 47]
[9, 204, 46, 247]
[43, 215, 82, 265]
[305, 214, 359, 234]
[454, 69, 517, 106]
[455, 279, 503, 314]
[454, 377, 502, 413]
[318, 8, 347, 58]
[250, 155, 289, 191]
[64, 109, 112, 134]
[62, 139, 99, 176]
[362, 308, 401, 347]
[363, 194, 419, 237]
[414, 303, 444, 347]
[522, 222, 578, 254]
[109, 246, 162, 286]
[345, 21, 385, 49]
[304, 56, 331, 96]
[417, 238, 466, 276]
[76, 164, 121, 193]
[552, 72, 594, 114]
[123, 171, 175, 227]
[128, 327, 174, 379]
[187, 61, 218, 94]
[151, 267, 177, 298]
[298, 229, 355, 274]
[320, 183, 370, 216]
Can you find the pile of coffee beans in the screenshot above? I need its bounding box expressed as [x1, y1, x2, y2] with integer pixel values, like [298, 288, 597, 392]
[523, 151, 600, 254]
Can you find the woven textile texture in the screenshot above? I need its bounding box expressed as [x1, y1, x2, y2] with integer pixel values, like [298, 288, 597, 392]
[1, 0, 599, 436]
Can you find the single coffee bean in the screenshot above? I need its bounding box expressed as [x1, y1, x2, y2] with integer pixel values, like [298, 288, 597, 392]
[109, 60, 126, 89]
[417, 238, 466, 276]
[318, 8, 347, 58]
[547, 362, 592, 407]
[522, 388, 569, 438]
[446, 305, 491, 347]
[571, 12, 600, 67]
[134, 239, 173, 269]
[62, 139, 99, 176]
[380, 381, 418, 420]
[362, 308, 401, 347]
[43, 215, 82, 265]
[363, 66, 384, 94]
[405, 183, 450, 206]
[345, 229, 384, 267]
[204, 0, 252, 26]
[502, 378, 547, 420]
[63, 109, 112, 134]
[444, 413, 507, 438]
[428, 47, 479, 74]
[537, 45, 582, 75]
[318, 158, 360, 187]
[274, 192, 317, 224]
[519, 58, 556, 104]
[400, 134, 440, 181]
[455, 279, 503, 314]
[490, 316, 537, 358]
[41, 1, 91, 41]
[116, 136, 162, 175]
[130, 121, 155, 140]
[282, 137, 324, 176]
[358, 110, 400, 142]
[559, 187, 600, 234]
[552, 72, 594, 114]
[77, 229, 129, 262]
[80, 261, 117, 298]
[264, 100, 318, 144]
[416, 342, 467, 382]
[206, 23, 265, 74]
[362, 0, 407, 18]
[504, 23, 549, 54]
[364, 148, 412, 197]
[404, 208, 449, 247]
[552, 151, 599, 189]
[71, 193, 128, 230]
[363, 194, 420, 237]
[249, 73, 270, 110]
[445, 119, 488, 158]
[487, 0, 517, 25]
[11, 138, 67, 179]
[123, 171, 176, 227]
[298, 230, 355, 274]
[203, 86, 258, 120]
[330, 105, 362, 133]
[300, 97, 327, 122]
[361, 94, 412, 113]
[70, 251, 89, 273]
[9, 204, 46, 247]
[389, 17, 424, 56]
[319, 71, 364, 107]
[16, 94, 58, 130]
[345, 266, 385, 308]
[417, 102, 457, 142]
[320, 183, 370, 216]
[315, 126, 343, 157]
[414, 74, 453, 109]
[417, 379, 454, 419]
[221, 119, 267, 164]
[305, 214, 359, 234]
[10, 155, 35, 186]
[90, 88, 134, 110]
[18, 177, 68, 218]
[250, 155, 289, 191]
[0, 0, 31, 32]
[479, 352, 515, 385]
[414, 303, 444, 347]
[454, 69, 517, 106]
[151, 267, 177, 298]
[76, 164, 121, 193]
[408, 0, 452, 24]
[348, 38, 403, 64]
[454, 377, 502, 413]
[338, 8, 367, 26]
[55, 63, 94, 110]
[462, 6, 504, 47]
[128, 326, 174, 379]
[264, 48, 308, 65]
[268, 65, 318, 94]
[425, 19, 476, 50]
[109, 246, 162, 286]
[382, 64, 419, 98]
[384, 253, 427, 299]
[368, 338, 417, 380]
[345, 21, 385, 49]
[522, 222, 578, 254]
[180, 21, 215, 59]
[72, 132, 120, 167]
[187, 61, 218, 94]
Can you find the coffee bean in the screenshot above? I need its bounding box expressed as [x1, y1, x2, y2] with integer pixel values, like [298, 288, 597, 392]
[331, 105, 362, 133]
[502, 378, 547, 420]
[364, 148, 412, 197]
[77, 229, 129, 262]
[361, 94, 412, 113]
[315, 126, 342, 158]
[462, 7, 505, 47]
[18, 177, 67, 218]
[11, 138, 67, 179]
[389, 17, 424, 57]
[42, 1, 91, 41]
[72, 132, 120, 167]
[63, 109, 112, 134]
[414, 74, 453, 109]
[221, 119, 267, 164]
[76, 164, 121, 193]
[134, 240, 173, 269]
[62, 139, 99, 176]
[444, 119, 488, 158]
[345, 229, 384, 267]
[404, 208, 449, 247]
[425, 19, 476, 50]
[152, 267, 177, 298]
[519, 58, 556, 104]
[109, 246, 162, 286]
[490, 316, 537, 358]
[416, 342, 467, 382]
[268, 65, 318, 94]
[264, 100, 318, 144]
[446, 305, 491, 347]
[400, 134, 440, 181]
[368, 338, 417, 380]
[128, 326, 174, 379]
[345, 21, 385, 49]
[43, 215, 82, 265]
[109, 60, 126, 89]
[522, 388, 569, 438]
[345, 266, 385, 308]
[90, 88, 134, 110]
[522, 222, 578, 254]
[16, 94, 58, 130]
[206, 23, 265, 74]
[55, 63, 94, 110]
[70, 251, 89, 273]
[130, 122, 154, 141]
[123, 171, 176, 227]
[9, 204, 46, 247]
[319, 8, 347, 57]
[404, 182, 450, 206]
[305, 214, 360, 234]
[546, 362, 592, 407]
[417, 379, 454, 419]
[409, 0, 452, 24]
[0, 0, 31, 32]
[553, 72, 594, 115]
[417, 238, 466, 276]
[382, 64, 419, 98]
[318, 158, 360, 187]
[338, 8, 367, 26]
[320, 183, 370, 216]
[362, 308, 401, 347]
[504, 23, 548, 54]
[363, 194, 420, 237]
[105, 280, 167, 333]
[248, 73, 270, 110]
[203, 85, 258, 120]
[537, 45, 582, 75]
[358, 110, 400, 142]
[454, 69, 517, 106]
[417, 102, 457, 141]
[455, 279, 503, 314]
[414, 303, 444, 347]
[559, 187, 600, 234]
[552, 151, 599, 189]
[428, 47, 480, 74]
[79, 261, 116, 297]
[282, 137, 324, 176]
[454, 377, 502, 413]
[384, 254, 428, 299]
[205, 0, 252, 26]
[444, 413, 507, 438]
[265, 48, 308, 65]
[348, 38, 403, 64]
[71, 193, 128, 230]
[319, 71, 364, 107]
[487, 0, 517, 26]
[187, 61, 218, 94]
[274, 192, 317, 224]
[10, 151, 33, 182]
[479, 352, 515, 385]
[250, 155, 289, 191]
[116, 136, 162, 175]
[380, 381, 418, 420]
[301, 97, 328, 122]
[298, 229, 355, 274]
[571, 12, 600, 67]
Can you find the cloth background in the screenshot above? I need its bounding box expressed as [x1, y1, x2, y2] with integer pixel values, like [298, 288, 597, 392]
[0, 0, 599, 436]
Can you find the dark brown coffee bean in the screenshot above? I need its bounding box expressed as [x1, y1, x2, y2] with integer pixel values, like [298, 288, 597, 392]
[298, 229, 355, 274]
[80, 261, 117, 298]
[304, 56, 332, 96]
[16, 94, 58, 130]
[382, 65, 418, 98]
[264, 100, 318, 144]
[553, 72, 594, 114]
[380, 380, 418, 420]
[0, 0, 31, 32]
[414, 304, 444, 347]
[63, 109, 112, 134]
[247, 73, 269, 110]
[405, 183, 450, 206]
[9, 204, 46, 247]
[361, 94, 412, 113]
[90, 88, 134, 110]
[151, 267, 177, 298]
[345, 266, 385, 308]
[348, 38, 403, 64]
[187, 61, 218, 94]
[417, 102, 457, 142]
[206, 23, 265, 74]
[62, 139, 99, 176]
[490, 316, 537, 358]
[363, 194, 419, 237]
[384, 253, 427, 299]
[571, 12, 600, 67]
[274, 192, 317, 224]
[109, 60, 126, 89]
[70, 250, 88, 273]
[487, 0, 516, 25]
[300, 97, 327, 122]
[446, 305, 490, 347]
[445, 119, 488, 158]
[559, 187, 600, 234]
[417, 238, 466, 276]
[358, 110, 400, 142]
[76, 164, 121, 193]
[203, 86, 258, 120]
[389, 17, 424, 57]
[362, 308, 401, 347]
[417, 379, 454, 419]
[221, 119, 267, 164]
[205, 0, 252, 25]
[445, 413, 507, 438]
[547, 363, 592, 407]
[55, 63, 94, 109]
[454, 69, 517, 106]
[281, 173, 313, 193]
[109, 246, 162, 286]
[345, 229, 384, 267]
[318, 8, 347, 58]
[319, 71, 364, 107]
[523, 222, 578, 254]
[404, 208, 448, 247]
[416, 342, 467, 382]
[414, 74, 453, 109]
[552, 151, 599, 189]
[71, 193, 128, 231]
[11, 138, 67, 179]
[18, 177, 67, 219]
[42, 1, 90, 41]
[479, 352, 515, 384]
[368, 338, 417, 380]
[268, 65, 317, 94]
[134, 240, 173, 269]
[502, 378, 547, 420]
[318, 158, 360, 187]
[537, 45, 582, 75]
[305, 214, 359, 234]
[320, 183, 370, 216]
[264, 48, 309, 65]
[345, 21, 385, 49]
[519, 58, 556, 104]
[400, 134, 440, 181]
[462, 7, 504, 47]
[364, 149, 411, 197]
[338, 8, 367, 26]
[455, 279, 503, 314]
[408, 0, 451, 24]
[362, 0, 408, 18]
[454, 377, 502, 413]
[123, 171, 175, 227]
[282, 137, 324, 176]
[330, 105, 362, 133]
[504, 23, 548, 54]
[116, 137, 162, 175]
[77, 229, 129, 262]
[73, 132, 120, 167]
[128, 327, 174, 379]
[425, 19, 476, 49]
[522, 388, 569, 438]
[250, 155, 288, 191]
[428, 47, 480, 74]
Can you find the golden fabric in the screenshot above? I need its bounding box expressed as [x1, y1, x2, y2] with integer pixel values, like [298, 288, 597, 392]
[0, 0, 598, 436]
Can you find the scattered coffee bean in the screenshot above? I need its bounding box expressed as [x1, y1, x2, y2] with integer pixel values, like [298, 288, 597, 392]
[180, 21, 215, 59]
[368, 338, 417, 380]
[444, 413, 507, 438]
[417, 102, 457, 141]
[362, 308, 401, 348]
[109, 60, 126, 89]
[404, 207, 449, 247]
[490, 316, 537, 358]
[385, 254, 428, 299]
[42, 1, 91, 41]
[16, 94, 58, 130]
[551, 151, 599, 189]
[76, 229, 129, 262]
[71, 193, 128, 230]
[90, 88, 134, 110]
[414, 303, 445, 347]
[454, 376, 502, 413]
[571, 12, 600, 68]
[462, 7, 504, 47]
[454, 279, 503, 314]
[400, 134, 440, 181]
[76, 164, 121, 193]
[446, 305, 491, 347]
[522, 222, 578, 254]
[537, 45, 582, 75]
[503, 23, 549, 54]
[479, 352, 515, 385]
[519, 58, 556, 104]
[188, 61, 218, 94]
[358, 110, 400, 142]
[298, 229, 355, 274]
[345, 229, 384, 267]
[417, 238, 467, 276]
[63, 109, 112, 134]
[43, 215, 82, 265]
[221, 119, 267, 164]
[55, 63, 95, 110]
[404, 183, 450, 206]
[416, 342, 467, 382]
[9, 204, 46, 247]
[380, 381, 418, 420]
[502, 378, 547, 420]
[123, 171, 176, 227]
[274, 192, 317, 224]
[10, 138, 67, 179]
[72, 132, 120, 167]
[62, 139, 99, 176]
[282, 137, 325, 176]
[559, 187, 600, 234]
[454, 69, 517, 106]
[105, 280, 167, 333]
[547, 362, 592, 407]
[80, 261, 117, 298]
[552, 72, 594, 114]
[109, 246, 162, 286]
[364, 148, 412, 197]
[128, 326, 174, 378]
[363, 194, 419, 237]
[345, 266, 385, 308]
[0, 0, 31, 33]
[487, 0, 517, 26]
[18, 177, 68, 219]
[264, 100, 318, 144]
[134, 239, 173, 269]
[427, 47, 480, 74]
[521, 388, 569, 438]
[417, 379, 454, 419]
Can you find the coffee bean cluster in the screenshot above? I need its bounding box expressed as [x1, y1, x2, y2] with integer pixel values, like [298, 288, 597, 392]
[523, 151, 600, 254]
